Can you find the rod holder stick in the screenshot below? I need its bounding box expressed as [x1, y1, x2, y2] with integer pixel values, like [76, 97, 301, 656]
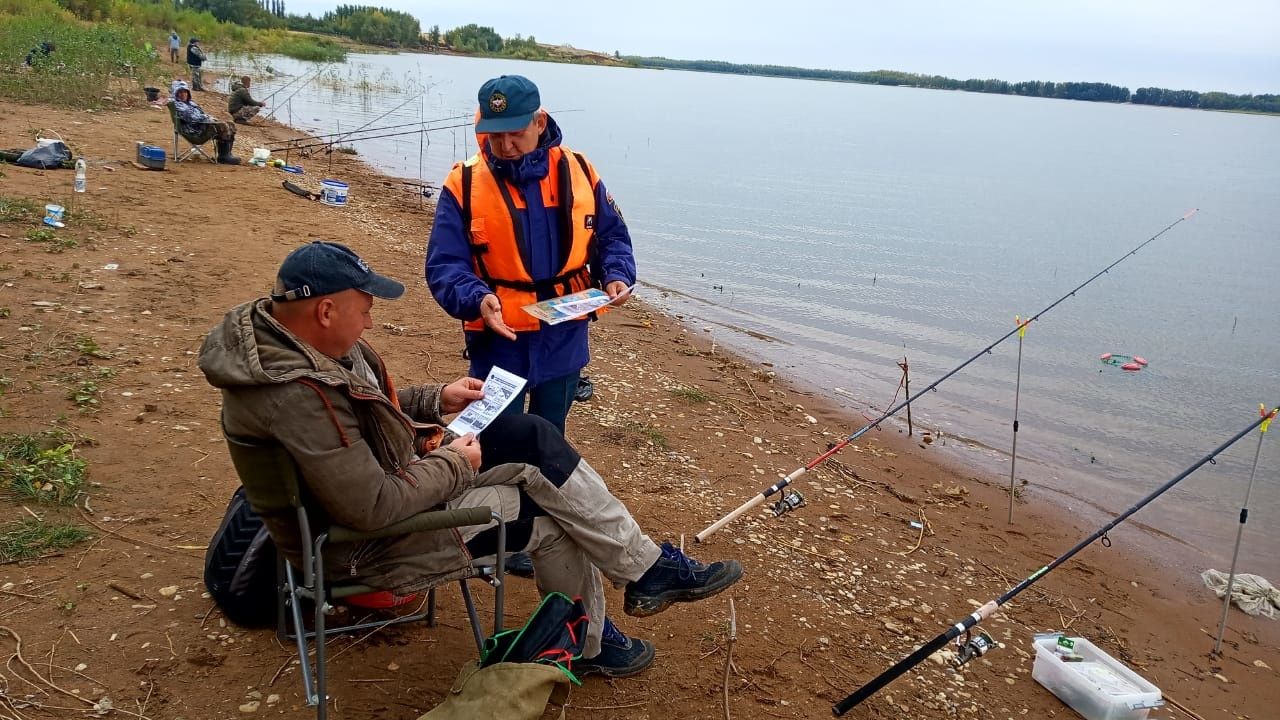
[1214, 424, 1267, 654]
[1008, 317, 1028, 523]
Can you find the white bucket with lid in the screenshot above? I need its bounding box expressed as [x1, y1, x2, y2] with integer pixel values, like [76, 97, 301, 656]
[319, 179, 348, 207]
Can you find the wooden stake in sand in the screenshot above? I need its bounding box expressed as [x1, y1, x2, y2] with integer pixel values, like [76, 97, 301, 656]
[721, 598, 736, 720]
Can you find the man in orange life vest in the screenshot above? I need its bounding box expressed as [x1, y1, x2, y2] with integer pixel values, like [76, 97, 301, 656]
[426, 75, 635, 435]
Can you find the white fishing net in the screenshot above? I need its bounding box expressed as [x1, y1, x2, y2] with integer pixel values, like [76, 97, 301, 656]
[1202, 569, 1280, 619]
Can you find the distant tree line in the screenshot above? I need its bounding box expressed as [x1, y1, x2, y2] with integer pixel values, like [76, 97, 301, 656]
[179, 0, 283, 28]
[172, 1, 419, 47]
[625, 56, 1278, 114]
[286, 5, 421, 47]
[1133, 87, 1279, 113]
[439, 24, 549, 60]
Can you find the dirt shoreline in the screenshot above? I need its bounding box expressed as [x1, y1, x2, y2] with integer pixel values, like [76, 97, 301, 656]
[0, 88, 1275, 720]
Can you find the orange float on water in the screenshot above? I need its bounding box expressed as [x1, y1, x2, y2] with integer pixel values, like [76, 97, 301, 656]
[1100, 353, 1148, 372]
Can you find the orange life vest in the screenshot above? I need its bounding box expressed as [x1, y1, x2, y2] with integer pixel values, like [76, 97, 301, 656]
[444, 146, 602, 333]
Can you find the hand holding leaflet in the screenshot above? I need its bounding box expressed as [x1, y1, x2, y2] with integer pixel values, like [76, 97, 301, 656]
[446, 366, 527, 436]
[522, 284, 637, 325]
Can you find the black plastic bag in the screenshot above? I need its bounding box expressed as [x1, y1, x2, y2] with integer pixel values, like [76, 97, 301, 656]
[16, 141, 72, 169]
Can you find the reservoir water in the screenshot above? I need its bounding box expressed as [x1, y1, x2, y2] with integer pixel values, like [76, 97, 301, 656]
[209, 52, 1280, 576]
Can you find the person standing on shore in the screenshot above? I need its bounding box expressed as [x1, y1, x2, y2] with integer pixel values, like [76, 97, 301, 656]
[186, 37, 206, 91]
[228, 76, 266, 124]
[425, 74, 635, 435]
[168, 31, 180, 64]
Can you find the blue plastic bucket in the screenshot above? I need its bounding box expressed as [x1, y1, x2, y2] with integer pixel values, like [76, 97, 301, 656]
[319, 179, 348, 207]
[43, 204, 65, 227]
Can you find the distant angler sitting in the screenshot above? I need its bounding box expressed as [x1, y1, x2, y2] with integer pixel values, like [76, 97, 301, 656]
[228, 76, 267, 124]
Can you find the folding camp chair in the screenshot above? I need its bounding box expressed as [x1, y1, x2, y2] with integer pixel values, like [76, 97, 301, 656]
[223, 431, 506, 720]
[166, 100, 215, 163]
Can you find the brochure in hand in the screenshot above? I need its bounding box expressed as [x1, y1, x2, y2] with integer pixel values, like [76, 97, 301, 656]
[521, 285, 636, 325]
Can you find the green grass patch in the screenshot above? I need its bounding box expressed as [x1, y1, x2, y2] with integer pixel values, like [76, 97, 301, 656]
[626, 422, 668, 449]
[0, 517, 91, 562]
[67, 366, 114, 412]
[271, 34, 346, 62]
[0, 196, 38, 223]
[0, 429, 86, 505]
[670, 386, 711, 403]
[25, 227, 56, 243]
[0, 6, 161, 109]
[74, 335, 112, 359]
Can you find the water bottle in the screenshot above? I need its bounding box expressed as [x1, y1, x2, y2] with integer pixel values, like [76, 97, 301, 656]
[74, 157, 87, 193]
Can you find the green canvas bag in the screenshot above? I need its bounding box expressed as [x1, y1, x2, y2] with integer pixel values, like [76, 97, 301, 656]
[420, 592, 587, 720]
[419, 661, 571, 720]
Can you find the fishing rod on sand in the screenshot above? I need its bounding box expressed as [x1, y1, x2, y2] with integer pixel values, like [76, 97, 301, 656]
[832, 405, 1277, 715]
[694, 208, 1201, 543]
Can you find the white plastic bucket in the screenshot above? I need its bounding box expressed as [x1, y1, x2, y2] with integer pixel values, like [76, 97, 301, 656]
[43, 203, 65, 227]
[319, 179, 348, 207]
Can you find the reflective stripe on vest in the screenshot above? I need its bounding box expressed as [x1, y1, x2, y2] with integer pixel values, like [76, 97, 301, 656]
[447, 146, 600, 333]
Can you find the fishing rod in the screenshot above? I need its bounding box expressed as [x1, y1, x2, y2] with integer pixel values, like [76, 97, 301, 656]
[261, 63, 326, 103]
[694, 208, 1200, 542]
[264, 64, 332, 120]
[268, 113, 474, 147]
[832, 405, 1277, 715]
[326, 90, 426, 148]
[273, 120, 476, 152]
[269, 107, 586, 146]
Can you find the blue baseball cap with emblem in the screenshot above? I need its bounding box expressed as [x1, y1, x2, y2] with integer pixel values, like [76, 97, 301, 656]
[271, 241, 404, 302]
[475, 75, 541, 133]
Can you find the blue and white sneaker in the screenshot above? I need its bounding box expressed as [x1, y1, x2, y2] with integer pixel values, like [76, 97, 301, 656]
[575, 618, 656, 678]
[624, 542, 743, 617]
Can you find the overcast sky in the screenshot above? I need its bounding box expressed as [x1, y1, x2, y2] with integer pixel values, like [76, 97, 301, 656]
[286, 0, 1279, 94]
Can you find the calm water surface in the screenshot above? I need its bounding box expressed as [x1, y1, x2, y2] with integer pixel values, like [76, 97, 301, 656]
[209, 53, 1280, 576]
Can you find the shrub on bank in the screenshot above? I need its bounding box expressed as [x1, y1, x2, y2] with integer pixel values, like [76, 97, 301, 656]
[266, 32, 346, 62]
[0, 10, 158, 108]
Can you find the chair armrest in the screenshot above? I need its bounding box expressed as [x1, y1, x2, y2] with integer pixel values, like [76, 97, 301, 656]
[328, 506, 494, 543]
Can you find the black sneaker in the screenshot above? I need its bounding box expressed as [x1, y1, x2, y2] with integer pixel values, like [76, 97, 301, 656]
[624, 542, 743, 617]
[575, 618, 655, 678]
[503, 551, 535, 579]
[574, 376, 594, 402]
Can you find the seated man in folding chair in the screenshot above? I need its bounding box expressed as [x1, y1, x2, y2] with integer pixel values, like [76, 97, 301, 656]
[170, 80, 241, 165]
[198, 241, 744, 678]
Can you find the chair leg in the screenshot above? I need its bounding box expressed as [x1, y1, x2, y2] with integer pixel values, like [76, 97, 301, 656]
[426, 586, 437, 627]
[313, 560, 328, 720]
[459, 580, 484, 653]
[285, 565, 317, 709]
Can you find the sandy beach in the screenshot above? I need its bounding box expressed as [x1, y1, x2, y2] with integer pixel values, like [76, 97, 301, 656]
[0, 87, 1276, 720]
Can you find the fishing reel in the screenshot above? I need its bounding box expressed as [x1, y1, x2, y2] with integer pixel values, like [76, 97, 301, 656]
[771, 489, 806, 517]
[952, 628, 998, 668]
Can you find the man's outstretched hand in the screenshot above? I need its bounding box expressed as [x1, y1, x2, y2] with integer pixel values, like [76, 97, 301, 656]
[479, 293, 518, 340]
[441, 376, 485, 414]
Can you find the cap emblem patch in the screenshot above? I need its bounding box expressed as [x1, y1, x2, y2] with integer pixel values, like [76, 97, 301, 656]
[489, 92, 508, 113]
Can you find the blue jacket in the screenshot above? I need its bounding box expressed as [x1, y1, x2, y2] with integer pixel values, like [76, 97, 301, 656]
[426, 114, 635, 386]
